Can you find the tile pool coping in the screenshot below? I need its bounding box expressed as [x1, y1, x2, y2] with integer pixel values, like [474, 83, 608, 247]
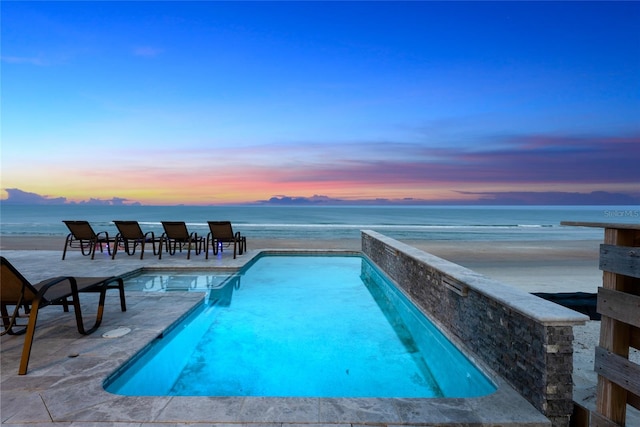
[0, 248, 550, 426]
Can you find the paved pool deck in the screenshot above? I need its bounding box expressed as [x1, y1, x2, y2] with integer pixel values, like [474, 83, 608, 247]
[2, 248, 554, 426]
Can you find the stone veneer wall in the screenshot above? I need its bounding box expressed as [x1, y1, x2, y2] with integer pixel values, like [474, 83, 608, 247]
[361, 230, 588, 427]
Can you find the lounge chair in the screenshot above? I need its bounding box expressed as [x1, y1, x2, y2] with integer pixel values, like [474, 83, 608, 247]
[158, 221, 204, 259]
[112, 220, 161, 260]
[206, 221, 247, 259]
[0, 256, 126, 375]
[62, 220, 113, 260]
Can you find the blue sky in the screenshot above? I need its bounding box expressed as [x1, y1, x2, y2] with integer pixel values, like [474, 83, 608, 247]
[2, 1, 639, 205]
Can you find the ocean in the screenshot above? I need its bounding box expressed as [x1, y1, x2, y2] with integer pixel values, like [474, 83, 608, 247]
[0, 204, 638, 242]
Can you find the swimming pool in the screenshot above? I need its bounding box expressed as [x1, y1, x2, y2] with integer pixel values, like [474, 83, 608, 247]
[105, 254, 495, 398]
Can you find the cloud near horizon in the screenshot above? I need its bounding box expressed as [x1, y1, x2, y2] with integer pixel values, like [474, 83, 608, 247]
[0, 189, 139, 206]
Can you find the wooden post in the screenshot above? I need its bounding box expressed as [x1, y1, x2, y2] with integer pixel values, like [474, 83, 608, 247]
[561, 222, 640, 426]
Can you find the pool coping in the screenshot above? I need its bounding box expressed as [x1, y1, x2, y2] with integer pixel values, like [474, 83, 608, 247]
[1, 248, 550, 426]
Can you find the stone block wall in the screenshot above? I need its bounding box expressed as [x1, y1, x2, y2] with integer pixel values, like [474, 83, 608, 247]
[361, 230, 587, 427]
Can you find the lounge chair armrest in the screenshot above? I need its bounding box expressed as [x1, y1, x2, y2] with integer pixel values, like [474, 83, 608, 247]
[34, 276, 82, 302]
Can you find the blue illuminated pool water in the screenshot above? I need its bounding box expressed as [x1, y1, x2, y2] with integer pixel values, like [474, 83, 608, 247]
[105, 254, 495, 398]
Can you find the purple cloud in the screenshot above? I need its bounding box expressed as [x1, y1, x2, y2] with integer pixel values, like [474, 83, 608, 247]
[456, 190, 640, 205]
[269, 133, 640, 185]
[452, 135, 640, 183]
[259, 191, 640, 205]
[75, 197, 140, 206]
[1, 188, 140, 206]
[1, 188, 67, 204]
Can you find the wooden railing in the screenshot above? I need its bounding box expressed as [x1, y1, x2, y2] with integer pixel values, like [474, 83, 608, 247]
[561, 222, 640, 426]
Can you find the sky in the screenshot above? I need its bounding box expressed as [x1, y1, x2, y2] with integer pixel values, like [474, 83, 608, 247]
[2, 1, 639, 206]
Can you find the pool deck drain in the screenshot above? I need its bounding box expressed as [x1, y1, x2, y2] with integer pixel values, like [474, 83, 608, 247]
[1, 249, 549, 426]
[102, 326, 132, 338]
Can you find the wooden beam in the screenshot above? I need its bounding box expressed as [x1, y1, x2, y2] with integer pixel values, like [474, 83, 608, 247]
[571, 402, 589, 427]
[597, 288, 640, 328]
[594, 346, 640, 397]
[631, 325, 640, 351]
[590, 410, 623, 427]
[600, 244, 640, 279]
[629, 390, 640, 412]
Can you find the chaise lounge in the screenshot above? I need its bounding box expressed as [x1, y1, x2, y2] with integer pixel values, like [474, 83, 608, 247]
[206, 221, 247, 259]
[158, 221, 204, 260]
[62, 220, 113, 260]
[112, 220, 161, 260]
[0, 256, 126, 374]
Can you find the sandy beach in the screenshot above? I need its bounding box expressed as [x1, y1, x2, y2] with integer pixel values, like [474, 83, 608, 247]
[1, 234, 604, 293]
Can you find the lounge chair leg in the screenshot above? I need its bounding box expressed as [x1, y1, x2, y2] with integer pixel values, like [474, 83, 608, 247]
[119, 281, 126, 311]
[111, 239, 119, 259]
[110, 278, 127, 312]
[1, 303, 11, 333]
[70, 287, 107, 336]
[78, 240, 90, 257]
[62, 234, 73, 260]
[18, 297, 43, 375]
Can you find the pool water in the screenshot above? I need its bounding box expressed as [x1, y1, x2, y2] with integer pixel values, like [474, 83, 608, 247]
[105, 254, 495, 398]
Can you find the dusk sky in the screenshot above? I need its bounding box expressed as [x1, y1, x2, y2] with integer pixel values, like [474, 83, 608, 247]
[2, 1, 639, 205]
